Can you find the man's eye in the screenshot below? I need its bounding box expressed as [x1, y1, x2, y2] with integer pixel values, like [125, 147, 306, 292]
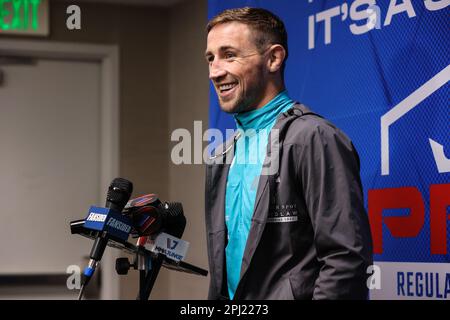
[225, 52, 236, 59]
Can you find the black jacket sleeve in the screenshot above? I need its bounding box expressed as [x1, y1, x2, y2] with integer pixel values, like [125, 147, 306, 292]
[296, 121, 373, 299]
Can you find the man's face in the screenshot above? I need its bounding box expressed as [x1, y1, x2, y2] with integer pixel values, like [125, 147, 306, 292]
[205, 22, 269, 114]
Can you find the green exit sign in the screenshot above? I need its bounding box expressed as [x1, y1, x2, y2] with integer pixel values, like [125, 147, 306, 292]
[0, 0, 48, 36]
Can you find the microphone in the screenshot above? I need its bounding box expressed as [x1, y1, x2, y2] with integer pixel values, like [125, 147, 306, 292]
[160, 202, 186, 238]
[79, 178, 133, 299]
[126, 198, 187, 266]
[123, 195, 186, 238]
[123, 194, 162, 236]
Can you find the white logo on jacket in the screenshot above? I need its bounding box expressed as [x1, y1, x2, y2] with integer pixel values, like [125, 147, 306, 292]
[268, 203, 299, 223]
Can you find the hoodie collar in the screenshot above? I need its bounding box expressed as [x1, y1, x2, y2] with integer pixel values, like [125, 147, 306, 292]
[234, 90, 294, 131]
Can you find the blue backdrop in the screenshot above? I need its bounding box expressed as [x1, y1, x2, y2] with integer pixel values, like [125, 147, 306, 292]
[208, 0, 449, 299]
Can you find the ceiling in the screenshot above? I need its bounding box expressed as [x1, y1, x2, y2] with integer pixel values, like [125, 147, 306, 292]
[52, 0, 190, 7]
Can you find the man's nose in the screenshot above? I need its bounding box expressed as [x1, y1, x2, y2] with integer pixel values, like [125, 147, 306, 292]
[209, 60, 227, 80]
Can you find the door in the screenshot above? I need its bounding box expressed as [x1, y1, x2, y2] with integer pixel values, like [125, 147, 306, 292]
[0, 56, 102, 298]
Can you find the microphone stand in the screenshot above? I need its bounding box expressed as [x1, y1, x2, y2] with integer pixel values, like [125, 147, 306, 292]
[134, 236, 171, 300]
[71, 219, 208, 300]
[138, 251, 164, 300]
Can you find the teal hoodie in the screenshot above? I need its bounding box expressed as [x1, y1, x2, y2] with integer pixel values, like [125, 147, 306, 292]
[225, 90, 295, 299]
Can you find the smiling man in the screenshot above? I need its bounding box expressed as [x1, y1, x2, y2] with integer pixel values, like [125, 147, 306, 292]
[206, 27, 285, 113]
[204, 7, 373, 300]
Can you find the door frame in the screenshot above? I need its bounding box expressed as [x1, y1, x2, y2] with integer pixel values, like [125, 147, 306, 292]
[0, 39, 120, 300]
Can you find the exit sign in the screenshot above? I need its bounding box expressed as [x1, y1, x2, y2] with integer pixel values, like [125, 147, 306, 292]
[0, 0, 49, 36]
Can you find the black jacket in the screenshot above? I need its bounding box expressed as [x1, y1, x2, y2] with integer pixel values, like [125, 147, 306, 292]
[205, 103, 373, 300]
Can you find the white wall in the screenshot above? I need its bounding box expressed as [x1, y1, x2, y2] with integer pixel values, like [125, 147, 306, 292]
[167, 0, 210, 299]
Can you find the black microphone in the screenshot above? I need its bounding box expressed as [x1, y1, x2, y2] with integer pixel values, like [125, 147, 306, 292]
[124, 198, 185, 238]
[160, 202, 186, 238]
[79, 178, 133, 299]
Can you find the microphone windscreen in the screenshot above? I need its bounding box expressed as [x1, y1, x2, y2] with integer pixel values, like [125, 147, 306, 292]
[162, 202, 186, 238]
[106, 178, 133, 211]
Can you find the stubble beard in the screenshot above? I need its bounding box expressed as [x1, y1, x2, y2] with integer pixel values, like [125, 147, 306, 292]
[218, 79, 266, 114]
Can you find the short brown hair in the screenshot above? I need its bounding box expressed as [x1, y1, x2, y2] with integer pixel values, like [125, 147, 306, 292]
[207, 7, 288, 69]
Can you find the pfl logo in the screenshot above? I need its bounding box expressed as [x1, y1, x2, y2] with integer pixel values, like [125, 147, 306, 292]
[372, 66, 450, 256]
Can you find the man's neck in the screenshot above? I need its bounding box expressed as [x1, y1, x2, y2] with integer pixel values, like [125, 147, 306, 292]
[250, 81, 285, 112]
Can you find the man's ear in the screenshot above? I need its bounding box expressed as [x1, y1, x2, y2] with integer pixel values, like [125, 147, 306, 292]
[267, 44, 286, 73]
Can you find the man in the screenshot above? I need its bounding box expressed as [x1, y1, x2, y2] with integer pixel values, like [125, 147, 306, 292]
[204, 7, 373, 300]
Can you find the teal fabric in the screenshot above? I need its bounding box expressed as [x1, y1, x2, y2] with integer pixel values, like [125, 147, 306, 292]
[225, 90, 295, 299]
